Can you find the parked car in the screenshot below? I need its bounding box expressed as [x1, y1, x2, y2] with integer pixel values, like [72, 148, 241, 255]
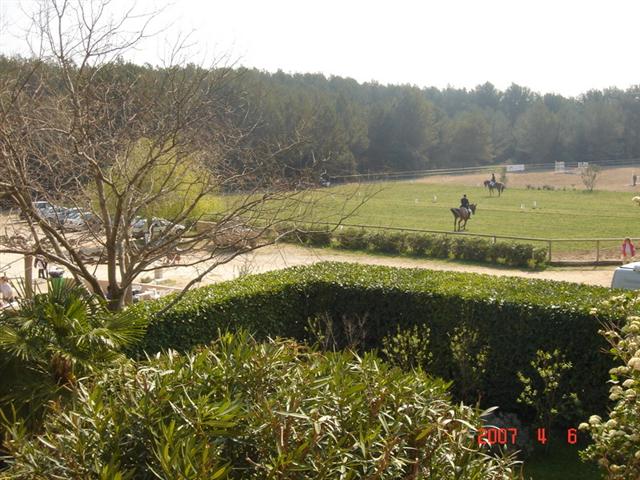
[131, 217, 185, 239]
[20, 200, 54, 220]
[611, 261, 640, 290]
[62, 209, 101, 231]
[43, 206, 71, 228]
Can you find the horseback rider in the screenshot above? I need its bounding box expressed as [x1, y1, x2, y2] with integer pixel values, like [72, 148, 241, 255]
[490, 173, 496, 187]
[460, 194, 471, 216]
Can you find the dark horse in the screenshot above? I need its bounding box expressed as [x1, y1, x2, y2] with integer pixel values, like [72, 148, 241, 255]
[483, 180, 506, 196]
[450, 204, 477, 231]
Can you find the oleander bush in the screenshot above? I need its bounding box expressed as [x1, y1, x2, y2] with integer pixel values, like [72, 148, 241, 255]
[1, 332, 520, 479]
[128, 262, 627, 418]
[279, 226, 548, 268]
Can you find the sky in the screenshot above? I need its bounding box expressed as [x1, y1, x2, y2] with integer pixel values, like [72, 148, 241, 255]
[1, 0, 639, 97]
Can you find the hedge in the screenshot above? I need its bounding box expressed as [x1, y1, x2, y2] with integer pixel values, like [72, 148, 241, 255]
[282, 226, 548, 268]
[129, 262, 628, 417]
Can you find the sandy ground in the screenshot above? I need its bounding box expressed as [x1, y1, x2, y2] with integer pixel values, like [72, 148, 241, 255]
[415, 166, 640, 192]
[0, 243, 617, 293]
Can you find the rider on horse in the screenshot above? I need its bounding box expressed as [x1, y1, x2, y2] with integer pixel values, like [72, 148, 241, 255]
[490, 173, 496, 187]
[460, 194, 471, 216]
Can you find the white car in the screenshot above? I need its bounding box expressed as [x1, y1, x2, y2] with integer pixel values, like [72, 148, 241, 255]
[62, 209, 101, 231]
[131, 217, 185, 239]
[611, 261, 640, 290]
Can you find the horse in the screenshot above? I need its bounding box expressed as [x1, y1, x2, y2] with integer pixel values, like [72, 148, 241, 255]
[484, 180, 506, 197]
[450, 204, 477, 231]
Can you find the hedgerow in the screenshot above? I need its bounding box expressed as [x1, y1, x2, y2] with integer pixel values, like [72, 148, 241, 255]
[2, 332, 520, 479]
[129, 262, 627, 417]
[281, 226, 548, 268]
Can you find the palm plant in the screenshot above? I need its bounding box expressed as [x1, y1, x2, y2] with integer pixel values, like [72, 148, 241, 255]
[0, 279, 147, 428]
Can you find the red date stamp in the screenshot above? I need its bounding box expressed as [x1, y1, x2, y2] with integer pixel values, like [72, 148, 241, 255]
[477, 427, 578, 446]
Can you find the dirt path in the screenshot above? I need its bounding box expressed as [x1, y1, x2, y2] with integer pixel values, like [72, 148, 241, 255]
[0, 244, 616, 293]
[168, 244, 616, 288]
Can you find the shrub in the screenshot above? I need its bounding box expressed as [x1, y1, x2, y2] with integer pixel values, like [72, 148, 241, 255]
[382, 323, 433, 371]
[295, 227, 333, 247]
[366, 230, 406, 254]
[579, 315, 640, 478]
[1, 333, 520, 479]
[517, 349, 577, 433]
[333, 228, 369, 250]
[451, 237, 492, 261]
[128, 262, 624, 417]
[449, 325, 490, 403]
[0, 280, 147, 429]
[282, 228, 547, 269]
[428, 234, 451, 258]
[404, 232, 434, 256]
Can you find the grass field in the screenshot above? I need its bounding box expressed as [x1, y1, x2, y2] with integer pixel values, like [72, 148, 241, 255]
[523, 441, 601, 480]
[302, 181, 637, 258]
[333, 183, 634, 238]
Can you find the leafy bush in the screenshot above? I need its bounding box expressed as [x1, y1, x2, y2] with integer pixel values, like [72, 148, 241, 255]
[2, 332, 520, 479]
[333, 228, 369, 250]
[366, 230, 406, 254]
[129, 262, 624, 417]
[449, 325, 490, 403]
[281, 227, 547, 268]
[404, 232, 435, 256]
[382, 323, 433, 370]
[517, 349, 577, 433]
[294, 227, 333, 247]
[451, 237, 492, 261]
[579, 315, 640, 478]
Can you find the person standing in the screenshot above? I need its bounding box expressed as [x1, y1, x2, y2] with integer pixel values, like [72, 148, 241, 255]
[621, 238, 636, 263]
[0, 276, 15, 304]
[34, 255, 48, 279]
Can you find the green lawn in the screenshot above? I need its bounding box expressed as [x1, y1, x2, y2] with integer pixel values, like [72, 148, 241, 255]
[326, 182, 636, 239]
[523, 442, 601, 480]
[212, 181, 638, 256]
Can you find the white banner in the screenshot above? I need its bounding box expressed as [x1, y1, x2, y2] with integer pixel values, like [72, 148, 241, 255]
[506, 164, 525, 172]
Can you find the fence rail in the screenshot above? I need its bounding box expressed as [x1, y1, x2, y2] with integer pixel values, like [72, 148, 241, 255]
[197, 218, 628, 265]
[328, 157, 640, 184]
[300, 221, 631, 265]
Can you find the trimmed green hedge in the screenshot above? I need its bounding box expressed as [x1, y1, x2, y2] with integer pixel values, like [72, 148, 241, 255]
[282, 227, 548, 268]
[130, 262, 626, 417]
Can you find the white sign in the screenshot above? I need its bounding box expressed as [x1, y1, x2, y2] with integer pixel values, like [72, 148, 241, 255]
[577, 162, 589, 169]
[555, 161, 565, 173]
[506, 164, 525, 172]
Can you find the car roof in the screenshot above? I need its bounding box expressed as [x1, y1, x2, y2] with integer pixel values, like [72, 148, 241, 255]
[618, 261, 640, 270]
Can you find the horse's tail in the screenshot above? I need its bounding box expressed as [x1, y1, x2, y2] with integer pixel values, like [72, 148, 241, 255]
[450, 208, 459, 217]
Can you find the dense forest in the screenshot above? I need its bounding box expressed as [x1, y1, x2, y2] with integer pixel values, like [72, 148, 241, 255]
[226, 69, 640, 177]
[3, 55, 640, 178]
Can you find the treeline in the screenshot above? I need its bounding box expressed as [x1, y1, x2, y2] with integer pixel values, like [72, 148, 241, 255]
[225, 69, 640, 176]
[3, 55, 640, 178]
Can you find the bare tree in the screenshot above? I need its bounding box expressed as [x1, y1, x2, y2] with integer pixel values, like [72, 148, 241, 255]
[0, 0, 364, 310]
[581, 164, 600, 192]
